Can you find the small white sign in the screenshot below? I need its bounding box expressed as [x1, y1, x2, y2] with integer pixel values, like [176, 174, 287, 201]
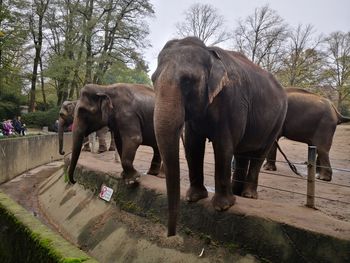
[99, 185, 114, 202]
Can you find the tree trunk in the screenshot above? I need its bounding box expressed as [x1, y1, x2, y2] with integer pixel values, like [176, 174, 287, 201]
[39, 56, 47, 109]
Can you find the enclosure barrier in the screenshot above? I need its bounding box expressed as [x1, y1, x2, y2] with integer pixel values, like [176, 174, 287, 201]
[0, 133, 72, 184]
[135, 145, 350, 208]
[306, 146, 316, 208]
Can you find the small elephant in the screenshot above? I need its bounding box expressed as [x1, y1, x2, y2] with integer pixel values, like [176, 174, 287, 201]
[152, 37, 287, 236]
[67, 83, 161, 184]
[263, 87, 350, 181]
[58, 100, 115, 155]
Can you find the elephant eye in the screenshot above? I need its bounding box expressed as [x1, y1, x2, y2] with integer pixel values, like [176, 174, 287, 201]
[181, 75, 197, 87]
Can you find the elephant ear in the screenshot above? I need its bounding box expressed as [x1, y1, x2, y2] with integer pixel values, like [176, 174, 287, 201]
[67, 102, 76, 115]
[96, 92, 113, 121]
[207, 49, 229, 105]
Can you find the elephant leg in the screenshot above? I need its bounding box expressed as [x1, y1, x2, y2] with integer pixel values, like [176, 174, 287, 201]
[263, 142, 277, 171]
[97, 127, 108, 153]
[232, 155, 249, 196]
[81, 136, 91, 151]
[147, 146, 161, 176]
[113, 131, 123, 161]
[120, 135, 142, 185]
[211, 139, 235, 211]
[316, 149, 332, 181]
[316, 155, 321, 174]
[109, 131, 116, 151]
[242, 154, 265, 199]
[184, 125, 208, 202]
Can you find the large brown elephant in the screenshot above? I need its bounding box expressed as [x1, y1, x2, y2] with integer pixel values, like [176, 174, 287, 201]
[58, 100, 115, 155]
[152, 37, 288, 236]
[67, 83, 161, 184]
[263, 87, 350, 181]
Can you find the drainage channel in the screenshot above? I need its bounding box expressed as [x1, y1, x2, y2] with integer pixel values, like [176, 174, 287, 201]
[0, 162, 259, 263]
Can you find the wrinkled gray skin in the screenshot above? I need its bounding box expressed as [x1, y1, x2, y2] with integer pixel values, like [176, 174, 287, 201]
[152, 37, 288, 236]
[58, 101, 115, 155]
[263, 88, 350, 181]
[68, 83, 161, 184]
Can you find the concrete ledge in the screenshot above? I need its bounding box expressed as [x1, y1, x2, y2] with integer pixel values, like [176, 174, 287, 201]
[0, 191, 97, 263]
[0, 134, 72, 184]
[67, 158, 350, 263]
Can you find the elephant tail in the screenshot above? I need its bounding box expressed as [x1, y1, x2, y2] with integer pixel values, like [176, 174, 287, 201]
[275, 141, 303, 177]
[331, 103, 350, 124]
[337, 114, 350, 124]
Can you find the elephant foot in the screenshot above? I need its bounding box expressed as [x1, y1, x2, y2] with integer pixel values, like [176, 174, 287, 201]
[232, 182, 243, 196]
[121, 171, 141, 186]
[212, 193, 236, 211]
[263, 162, 277, 171]
[316, 173, 332, 182]
[147, 164, 161, 176]
[186, 186, 208, 202]
[242, 185, 258, 199]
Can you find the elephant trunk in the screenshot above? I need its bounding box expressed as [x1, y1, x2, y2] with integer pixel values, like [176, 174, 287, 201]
[154, 85, 185, 236]
[58, 117, 66, 155]
[68, 125, 84, 184]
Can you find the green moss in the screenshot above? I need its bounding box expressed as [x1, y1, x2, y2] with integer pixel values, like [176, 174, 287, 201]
[146, 209, 160, 223]
[61, 257, 89, 263]
[0, 192, 97, 262]
[226, 242, 239, 254]
[199, 233, 212, 244]
[183, 227, 193, 236]
[119, 200, 141, 213]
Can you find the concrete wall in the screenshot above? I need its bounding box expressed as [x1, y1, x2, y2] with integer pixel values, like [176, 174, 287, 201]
[0, 133, 72, 184]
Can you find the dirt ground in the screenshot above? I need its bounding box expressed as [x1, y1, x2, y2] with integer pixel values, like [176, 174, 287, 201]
[133, 124, 350, 223]
[199, 123, 350, 223]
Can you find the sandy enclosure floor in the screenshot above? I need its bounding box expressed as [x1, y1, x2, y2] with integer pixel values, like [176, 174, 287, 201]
[131, 125, 350, 223]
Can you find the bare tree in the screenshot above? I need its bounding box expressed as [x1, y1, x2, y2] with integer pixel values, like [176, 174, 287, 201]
[277, 24, 324, 87]
[28, 0, 50, 112]
[323, 31, 350, 110]
[175, 3, 230, 45]
[233, 4, 288, 72]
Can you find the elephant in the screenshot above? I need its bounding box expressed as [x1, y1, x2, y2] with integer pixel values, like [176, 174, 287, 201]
[67, 83, 162, 184]
[58, 100, 116, 155]
[263, 87, 350, 181]
[152, 37, 288, 236]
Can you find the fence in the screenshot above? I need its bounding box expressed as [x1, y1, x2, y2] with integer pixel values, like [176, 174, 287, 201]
[135, 143, 350, 220]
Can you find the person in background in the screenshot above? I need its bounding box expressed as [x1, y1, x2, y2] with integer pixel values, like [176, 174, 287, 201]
[12, 116, 26, 136]
[2, 119, 15, 135]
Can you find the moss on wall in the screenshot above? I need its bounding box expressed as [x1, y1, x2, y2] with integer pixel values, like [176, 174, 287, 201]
[0, 192, 97, 263]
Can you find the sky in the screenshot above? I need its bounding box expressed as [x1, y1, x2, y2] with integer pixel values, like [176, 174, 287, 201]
[144, 0, 350, 75]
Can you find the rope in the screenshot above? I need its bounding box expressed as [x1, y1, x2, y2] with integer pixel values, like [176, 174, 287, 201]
[275, 141, 303, 177]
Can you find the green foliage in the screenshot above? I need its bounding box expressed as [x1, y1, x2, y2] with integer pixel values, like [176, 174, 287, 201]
[0, 93, 25, 120]
[103, 62, 152, 86]
[21, 107, 59, 128]
[339, 102, 350, 116]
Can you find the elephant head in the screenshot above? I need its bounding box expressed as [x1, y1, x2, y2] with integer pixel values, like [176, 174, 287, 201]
[68, 84, 113, 184]
[152, 37, 229, 236]
[58, 100, 77, 155]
